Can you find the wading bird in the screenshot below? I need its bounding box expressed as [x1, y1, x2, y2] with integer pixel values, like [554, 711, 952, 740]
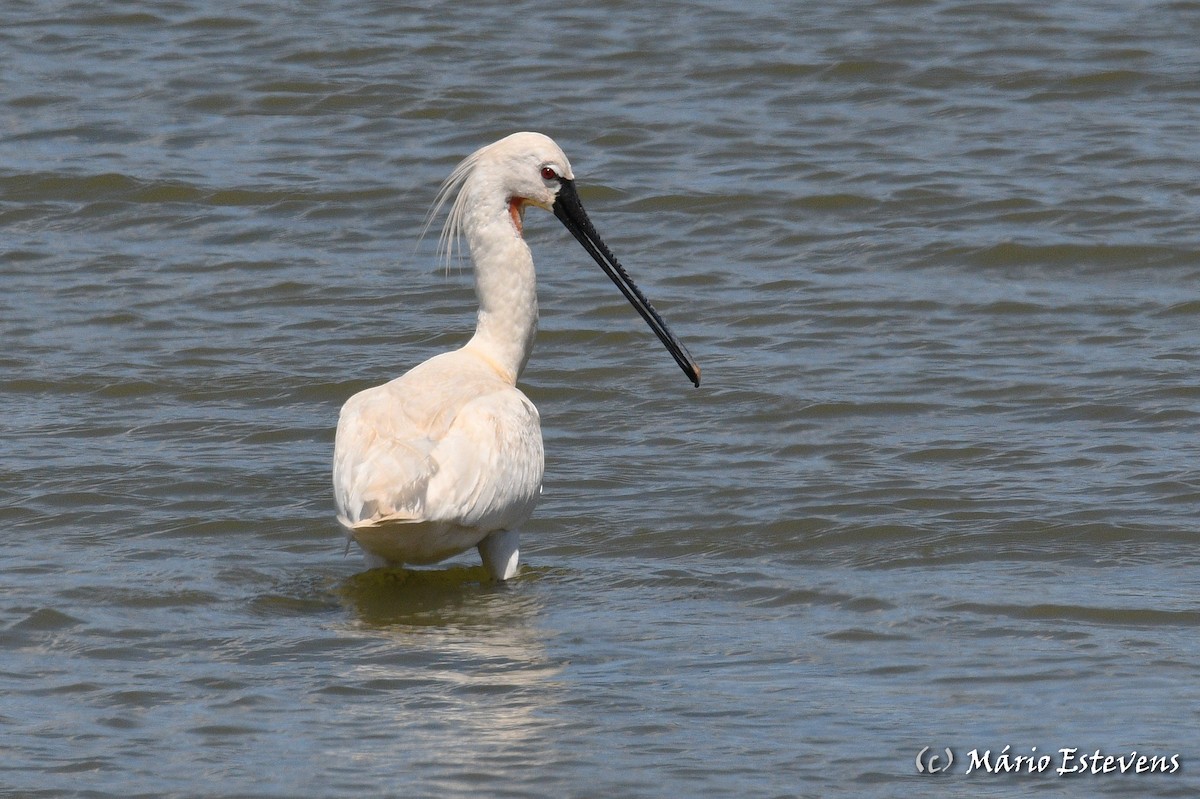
[333, 132, 700, 580]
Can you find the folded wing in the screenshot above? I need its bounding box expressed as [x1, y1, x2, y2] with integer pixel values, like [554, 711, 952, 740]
[332, 353, 544, 535]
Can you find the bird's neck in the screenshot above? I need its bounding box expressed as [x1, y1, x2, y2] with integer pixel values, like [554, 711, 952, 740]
[463, 211, 538, 385]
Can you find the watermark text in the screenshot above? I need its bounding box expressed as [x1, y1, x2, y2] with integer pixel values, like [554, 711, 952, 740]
[915, 745, 1181, 777]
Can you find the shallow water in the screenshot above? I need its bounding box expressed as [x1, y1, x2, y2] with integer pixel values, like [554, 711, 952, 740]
[3, 1, 1199, 797]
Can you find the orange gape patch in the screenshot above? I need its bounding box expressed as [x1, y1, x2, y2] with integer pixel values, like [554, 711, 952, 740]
[508, 198, 523, 236]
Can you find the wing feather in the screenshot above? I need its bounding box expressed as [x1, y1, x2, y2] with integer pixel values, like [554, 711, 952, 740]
[333, 388, 438, 526]
[423, 389, 543, 529]
[332, 351, 544, 535]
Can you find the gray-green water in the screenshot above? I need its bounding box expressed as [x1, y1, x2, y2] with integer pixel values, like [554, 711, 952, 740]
[3, 2, 1199, 797]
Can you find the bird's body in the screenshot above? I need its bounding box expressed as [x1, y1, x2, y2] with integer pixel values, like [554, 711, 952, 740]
[333, 348, 543, 571]
[333, 132, 699, 580]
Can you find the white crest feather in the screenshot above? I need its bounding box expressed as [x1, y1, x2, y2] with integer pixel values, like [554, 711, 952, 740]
[418, 142, 488, 273]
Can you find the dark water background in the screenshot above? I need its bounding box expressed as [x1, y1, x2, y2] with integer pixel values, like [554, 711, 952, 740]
[3, 1, 1199, 797]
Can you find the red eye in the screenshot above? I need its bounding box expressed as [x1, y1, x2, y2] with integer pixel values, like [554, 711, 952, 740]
[540, 166, 558, 180]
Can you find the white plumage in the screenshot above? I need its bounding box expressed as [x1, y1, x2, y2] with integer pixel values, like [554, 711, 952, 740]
[333, 132, 699, 580]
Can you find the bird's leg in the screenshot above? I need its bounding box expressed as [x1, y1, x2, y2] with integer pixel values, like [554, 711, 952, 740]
[478, 529, 520, 581]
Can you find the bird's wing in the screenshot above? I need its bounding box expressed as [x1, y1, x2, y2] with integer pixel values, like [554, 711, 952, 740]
[332, 360, 543, 532]
[421, 387, 544, 530]
[332, 385, 440, 527]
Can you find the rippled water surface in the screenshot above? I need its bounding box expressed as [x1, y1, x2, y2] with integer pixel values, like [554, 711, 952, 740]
[4, 2, 1200, 797]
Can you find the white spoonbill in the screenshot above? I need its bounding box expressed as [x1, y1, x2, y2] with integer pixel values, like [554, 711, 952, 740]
[332, 132, 700, 580]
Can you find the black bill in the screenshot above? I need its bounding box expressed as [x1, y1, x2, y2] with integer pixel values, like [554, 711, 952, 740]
[552, 179, 701, 387]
